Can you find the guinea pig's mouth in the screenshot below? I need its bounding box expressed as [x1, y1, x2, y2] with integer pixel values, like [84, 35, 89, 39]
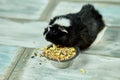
[45, 34, 55, 42]
[46, 36, 63, 46]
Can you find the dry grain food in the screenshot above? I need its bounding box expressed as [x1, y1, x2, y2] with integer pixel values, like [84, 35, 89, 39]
[42, 44, 76, 61]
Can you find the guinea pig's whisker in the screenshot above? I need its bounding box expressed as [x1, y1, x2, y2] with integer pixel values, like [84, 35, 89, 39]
[62, 29, 68, 33]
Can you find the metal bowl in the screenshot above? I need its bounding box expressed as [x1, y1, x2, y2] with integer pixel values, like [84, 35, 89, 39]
[44, 45, 80, 69]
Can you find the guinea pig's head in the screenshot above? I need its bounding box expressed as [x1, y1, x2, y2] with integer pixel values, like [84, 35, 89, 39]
[43, 17, 71, 45]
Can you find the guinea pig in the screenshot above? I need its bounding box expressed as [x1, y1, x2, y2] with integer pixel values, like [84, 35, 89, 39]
[43, 4, 105, 51]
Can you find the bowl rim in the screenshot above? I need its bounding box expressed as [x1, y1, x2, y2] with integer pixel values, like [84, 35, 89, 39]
[43, 44, 80, 62]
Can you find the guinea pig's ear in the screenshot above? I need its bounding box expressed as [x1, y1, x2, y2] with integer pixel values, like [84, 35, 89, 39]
[58, 27, 68, 33]
[49, 16, 59, 25]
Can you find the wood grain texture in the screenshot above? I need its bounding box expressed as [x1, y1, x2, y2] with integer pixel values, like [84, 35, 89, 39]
[85, 27, 120, 57]
[0, 1, 120, 80]
[0, 45, 20, 80]
[15, 53, 120, 80]
[0, 0, 49, 20]
[0, 19, 49, 48]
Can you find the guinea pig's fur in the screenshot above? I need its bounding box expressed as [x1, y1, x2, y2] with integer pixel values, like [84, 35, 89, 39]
[43, 4, 105, 51]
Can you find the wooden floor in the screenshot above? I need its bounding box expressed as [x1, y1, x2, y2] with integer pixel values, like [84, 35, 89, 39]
[0, 0, 120, 80]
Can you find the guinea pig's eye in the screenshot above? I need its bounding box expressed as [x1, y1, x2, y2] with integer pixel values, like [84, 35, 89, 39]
[51, 30, 57, 34]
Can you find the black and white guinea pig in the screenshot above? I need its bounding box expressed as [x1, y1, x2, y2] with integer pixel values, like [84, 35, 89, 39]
[43, 4, 105, 51]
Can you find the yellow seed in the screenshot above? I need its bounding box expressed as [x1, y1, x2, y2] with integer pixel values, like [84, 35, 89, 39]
[80, 68, 86, 74]
[49, 47, 54, 50]
[55, 53, 60, 56]
[72, 52, 76, 55]
[43, 44, 77, 61]
[71, 48, 76, 51]
[52, 44, 57, 49]
[41, 47, 47, 51]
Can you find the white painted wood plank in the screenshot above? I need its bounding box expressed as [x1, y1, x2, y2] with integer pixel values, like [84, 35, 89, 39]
[86, 27, 120, 57]
[0, 0, 49, 20]
[0, 45, 20, 80]
[15, 53, 120, 80]
[0, 19, 50, 48]
[71, 0, 120, 2]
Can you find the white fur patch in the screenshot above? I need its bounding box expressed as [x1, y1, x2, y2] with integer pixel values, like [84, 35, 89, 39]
[54, 18, 70, 27]
[90, 27, 107, 47]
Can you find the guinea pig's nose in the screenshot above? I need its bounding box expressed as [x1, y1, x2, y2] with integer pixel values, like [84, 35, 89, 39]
[43, 27, 50, 35]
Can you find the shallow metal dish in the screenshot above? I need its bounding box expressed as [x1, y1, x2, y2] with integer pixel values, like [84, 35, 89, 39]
[44, 44, 80, 69]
